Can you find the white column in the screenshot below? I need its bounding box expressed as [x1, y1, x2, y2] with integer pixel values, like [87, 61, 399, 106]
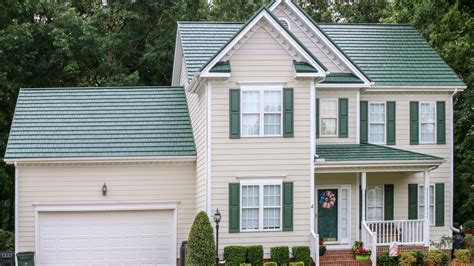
[361, 172, 367, 222]
[310, 80, 316, 234]
[424, 170, 431, 245]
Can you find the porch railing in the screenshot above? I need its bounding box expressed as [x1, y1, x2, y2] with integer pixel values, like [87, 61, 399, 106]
[310, 232, 319, 266]
[366, 219, 424, 245]
[361, 221, 377, 266]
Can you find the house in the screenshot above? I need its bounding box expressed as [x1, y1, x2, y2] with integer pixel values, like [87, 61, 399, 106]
[4, 0, 466, 265]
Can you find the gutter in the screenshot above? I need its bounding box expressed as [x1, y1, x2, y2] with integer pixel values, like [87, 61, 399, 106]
[450, 88, 458, 228]
[4, 156, 197, 164]
[315, 159, 445, 167]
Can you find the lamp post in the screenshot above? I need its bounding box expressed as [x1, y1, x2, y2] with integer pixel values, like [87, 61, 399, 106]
[213, 209, 221, 266]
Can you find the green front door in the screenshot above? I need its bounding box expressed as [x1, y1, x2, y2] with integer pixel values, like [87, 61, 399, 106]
[318, 189, 338, 241]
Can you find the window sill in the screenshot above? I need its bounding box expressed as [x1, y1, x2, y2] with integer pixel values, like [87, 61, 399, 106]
[240, 229, 282, 233]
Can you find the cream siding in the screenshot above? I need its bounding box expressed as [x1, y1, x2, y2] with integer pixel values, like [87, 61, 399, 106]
[171, 34, 184, 86]
[210, 23, 312, 255]
[17, 162, 196, 256]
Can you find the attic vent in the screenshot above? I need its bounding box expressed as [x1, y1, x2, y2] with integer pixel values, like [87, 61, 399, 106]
[279, 18, 291, 30]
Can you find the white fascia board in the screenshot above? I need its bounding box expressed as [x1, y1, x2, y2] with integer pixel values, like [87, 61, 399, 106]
[273, 1, 371, 85]
[316, 83, 371, 89]
[268, 0, 282, 10]
[200, 72, 231, 78]
[171, 30, 182, 86]
[188, 74, 205, 93]
[4, 156, 197, 164]
[295, 71, 325, 78]
[368, 85, 467, 92]
[200, 9, 326, 78]
[315, 159, 444, 167]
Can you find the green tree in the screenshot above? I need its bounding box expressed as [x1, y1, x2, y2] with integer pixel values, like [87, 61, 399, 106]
[187, 211, 215, 266]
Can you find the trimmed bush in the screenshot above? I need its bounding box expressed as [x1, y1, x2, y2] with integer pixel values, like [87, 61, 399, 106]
[426, 249, 449, 265]
[399, 252, 416, 266]
[186, 211, 215, 266]
[240, 264, 251, 266]
[271, 246, 289, 265]
[412, 251, 424, 265]
[377, 251, 399, 266]
[0, 229, 14, 251]
[224, 246, 247, 266]
[247, 245, 263, 266]
[463, 220, 474, 230]
[454, 249, 471, 264]
[292, 246, 311, 266]
[289, 262, 304, 266]
[263, 262, 277, 266]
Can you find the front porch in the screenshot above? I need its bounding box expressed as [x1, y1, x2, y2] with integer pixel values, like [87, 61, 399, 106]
[310, 144, 445, 265]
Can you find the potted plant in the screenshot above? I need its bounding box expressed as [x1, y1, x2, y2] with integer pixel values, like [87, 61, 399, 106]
[351, 241, 371, 260]
[319, 237, 327, 256]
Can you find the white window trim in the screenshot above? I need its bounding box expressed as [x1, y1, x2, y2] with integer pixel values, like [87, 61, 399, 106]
[418, 184, 436, 226]
[366, 186, 384, 222]
[419, 102, 437, 144]
[319, 98, 338, 137]
[368, 102, 386, 144]
[240, 86, 283, 137]
[279, 18, 291, 30]
[240, 178, 283, 232]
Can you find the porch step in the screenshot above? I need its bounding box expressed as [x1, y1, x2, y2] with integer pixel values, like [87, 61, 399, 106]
[319, 249, 371, 266]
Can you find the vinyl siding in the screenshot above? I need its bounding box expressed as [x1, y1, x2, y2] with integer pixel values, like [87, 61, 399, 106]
[17, 162, 196, 256]
[273, 6, 346, 73]
[211, 24, 312, 256]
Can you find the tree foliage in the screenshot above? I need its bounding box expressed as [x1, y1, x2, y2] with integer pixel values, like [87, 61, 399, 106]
[186, 211, 215, 265]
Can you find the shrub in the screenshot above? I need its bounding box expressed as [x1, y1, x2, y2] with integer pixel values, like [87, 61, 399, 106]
[426, 249, 449, 266]
[289, 262, 304, 266]
[247, 245, 263, 266]
[399, 252, 416, 266]
[263, 262, 277, 266]
[292, 246, 311, 266]
[450, 258, 466, 266]
[186, 211, 215, 266]
[224, 246, 247, 266]
[240, 264, 251, 266]
[454, 249, 471, 264]
[412, 251, 424, 265]
[463, 220, 474, 230]
[377, 251, 399, 266]
[270, 246, 289, 265]
[0, 229, 14, 251]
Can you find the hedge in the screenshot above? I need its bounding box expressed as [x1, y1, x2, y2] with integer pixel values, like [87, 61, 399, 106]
[224, 246, 247, 266]
[270, 246, 289, 265]
[292, 246, 310, 266]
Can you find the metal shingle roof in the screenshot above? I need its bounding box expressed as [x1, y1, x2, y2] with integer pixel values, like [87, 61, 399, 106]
[323, 73, 363, 84]
[5, 87, 196, 159]
[316, 143, 443, 162]
[318, 24, 465, 87]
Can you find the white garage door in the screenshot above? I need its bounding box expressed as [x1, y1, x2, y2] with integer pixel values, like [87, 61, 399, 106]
[38, 210, 175, 266]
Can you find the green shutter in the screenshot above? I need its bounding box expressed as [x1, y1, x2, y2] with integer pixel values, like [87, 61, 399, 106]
[229, 183, 240, 233]
[360, 101, 368, 143]
[410, 102, 419, 145]
[408, 184, 418, 220]
[283, 88, 294, 137]
[437, 101, 446, 144]
[435, 183, 445, 226]
[229, 89, 240, 139]
[386, 101, 396, 145]
[316, 98, 320, 138]
[283, 182, 293, 231]
[339, 98, 348, 138]
[384, 184, 394, 220]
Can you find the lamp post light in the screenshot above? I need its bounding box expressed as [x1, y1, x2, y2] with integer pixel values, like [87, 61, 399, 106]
[213, 209, 221, 266]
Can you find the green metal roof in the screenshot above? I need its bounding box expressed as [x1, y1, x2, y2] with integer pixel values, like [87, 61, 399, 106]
[210, 61, 231, 73]
[316, 143, 443, 162]
[178, 22, 243, 80]
[5, 87, 196, 159]
[294, 61, 318, 73]
[318, 24, 465, 87]
[323, 73, 364, 84]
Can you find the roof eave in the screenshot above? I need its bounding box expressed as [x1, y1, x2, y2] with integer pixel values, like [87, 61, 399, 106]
[4, 156, 197, 165]
[315, 159, 444, 167]
[369, 85, 467, 91]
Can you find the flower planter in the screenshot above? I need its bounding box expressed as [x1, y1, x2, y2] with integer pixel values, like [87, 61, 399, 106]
[319, 246, 327, 256]
[355, 254, 370, 261]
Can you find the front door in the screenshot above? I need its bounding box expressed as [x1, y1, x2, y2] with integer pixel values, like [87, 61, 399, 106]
[317, 189, 338, 241]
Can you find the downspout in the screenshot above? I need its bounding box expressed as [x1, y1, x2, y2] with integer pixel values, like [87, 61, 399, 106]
[14, 161, 19, 262]
[450, 89, 458, 228]
[311, 77, 324, 235]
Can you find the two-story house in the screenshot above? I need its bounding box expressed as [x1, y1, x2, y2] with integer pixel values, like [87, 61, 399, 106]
[4, 0, 466, 265]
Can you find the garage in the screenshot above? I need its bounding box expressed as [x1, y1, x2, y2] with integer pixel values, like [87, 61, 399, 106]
[37, 208, 176, 265]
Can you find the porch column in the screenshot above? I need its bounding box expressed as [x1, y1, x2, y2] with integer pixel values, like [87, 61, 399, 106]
[424, 170, 430, 245]
[361, 172, 367, 222]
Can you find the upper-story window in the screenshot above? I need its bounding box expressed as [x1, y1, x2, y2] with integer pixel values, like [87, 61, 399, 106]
[369, 103, 386, 144]
[420, 102, 436, 144]
[241, 87, 282, 137]
[279, 18, 291, 30]
[319, 99, 338, 137]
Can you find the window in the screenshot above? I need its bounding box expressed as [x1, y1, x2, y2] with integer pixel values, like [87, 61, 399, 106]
[319, 99, 338, 136]
[241, 88, 282, 137]
[369, 103, 386, 144]
[279, 18, 291, 30]
[367, 186, 383, 221]
[420, 103, 436, 143]
[418, 185, 435, 225]
[241, 181, 282, 231]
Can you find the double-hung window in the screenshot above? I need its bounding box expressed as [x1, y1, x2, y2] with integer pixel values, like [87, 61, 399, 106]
[369, 103, 386, 144]
[241, 87, 282, 137]
[418, 185, 435, 225]
[319, 99, 338, 136]
[241, 181, 282, 231]
[420, 103, 436, 144]
[366, 186, 384, 221]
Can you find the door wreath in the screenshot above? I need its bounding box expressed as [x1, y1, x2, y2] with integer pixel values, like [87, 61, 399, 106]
[319, 191, 336, 209]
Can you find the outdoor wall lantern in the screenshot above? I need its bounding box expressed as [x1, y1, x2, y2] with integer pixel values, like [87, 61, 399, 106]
[213, 209, 221, 266]
[102, 183, 107, 196]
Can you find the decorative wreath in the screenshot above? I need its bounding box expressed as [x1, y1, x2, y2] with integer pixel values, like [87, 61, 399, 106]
[319, 191, 336, 209]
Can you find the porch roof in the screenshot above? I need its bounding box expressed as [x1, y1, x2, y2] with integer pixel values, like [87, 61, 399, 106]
[315, 143, 443, 163]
